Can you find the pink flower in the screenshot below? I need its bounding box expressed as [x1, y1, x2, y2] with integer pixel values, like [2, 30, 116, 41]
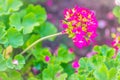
[45, 56, 50, 62]
[72, 61, 80, 69]
[68, 48, 74, 53]
[62, 6, 98, 48]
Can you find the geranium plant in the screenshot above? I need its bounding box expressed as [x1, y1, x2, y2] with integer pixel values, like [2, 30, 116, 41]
[0, 0, 120, 80]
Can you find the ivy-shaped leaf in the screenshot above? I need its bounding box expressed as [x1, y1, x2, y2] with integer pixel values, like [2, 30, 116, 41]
[7, 28, 24, 48]
[113, 6, 120, 18]
[23, 34, 41, 49]
[7, 70, 23, 80]
[93, 64, 109, 80]
[9, 4, 47, 34]
[56, 44, 75, 63]
[61, 63, 75, 76]
[26, 4, 47, 25]
[22, 13, 39, 34]
[42, 64, 64, 80]
[0, 72, 9, 80]
[0, 60, 7, 71]
[32, 47, 52, 62]
[0, 22, 8, 45]
[93, 45, 114, 58]
[54, 73, 67, 80]
[34, 21, 57, 40]
[6, 58, 14, 69]
[109, 68, 117, 80]
[14, 54, 25, 70]
[68, 74, 86, 80]
[0, 0, 23, 16]
[9, 13, 22, 31]
[28, 77, 39, 80]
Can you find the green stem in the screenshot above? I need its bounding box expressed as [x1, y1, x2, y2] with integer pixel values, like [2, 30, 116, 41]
[20, 32, 63, 55]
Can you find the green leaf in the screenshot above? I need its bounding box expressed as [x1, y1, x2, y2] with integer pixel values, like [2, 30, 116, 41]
[106, 48, 115, 58]
[93, 64, 109, 80]
[54, 73, 67, 80]
[68, 74, 86, 80]
[61, 63, 75, 76]
[109, 68, 117, 80]
[0, 45, 3, 53]
[6, 58, 14, 69]
[7, 28, 24, 48]
[79, 57, 87, 69]
[93, 45, 114, 58]
[14, 54, 25, 70]
[26, 4, 47, 25]
[23, 34, 41, 49]
[113, 6, 120, 18]
[0, 22, 6, 38]
[0, 72, 8, 80]
[7, 70, 23, 80]
[86, 78, 95, 80]
[0, 54, 4, 62]
[9, 13, 22, 31]
[32, 47, 52, 62]
[0, 22, 8, 45]
[22, 13, 39, 34]
[0, 60, 7, 71]
[34, 22, 57, 40]
[56, 44, 75, 63]
[9, 4, 47, 34]
[14, 54, 25, 64]
[117, 76, 120, 80]
[0, 0, 23, 15]
[28, 77, 39, 80]
[42, 64, 63, 80]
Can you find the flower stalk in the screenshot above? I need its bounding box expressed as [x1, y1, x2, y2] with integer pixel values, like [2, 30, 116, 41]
[20, 32, 63, 54]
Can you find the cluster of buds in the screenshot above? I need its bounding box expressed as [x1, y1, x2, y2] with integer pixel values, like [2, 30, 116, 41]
[62, 6, 98, 48]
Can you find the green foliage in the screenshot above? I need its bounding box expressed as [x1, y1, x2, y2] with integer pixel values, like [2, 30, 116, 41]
[32, 44, 75, 64]
[0, 0, 56, 49]
[113, 6, 120, 18]
[0, 0, 23, 16]
[0, 0, 120, 80]
[7, 28, 24, 48]
[0, 54, 25, 71]
[34, 21, 57, 40]
[113, 6, 120, 23]
[14, 54, 25, 70]
[0, 70, 23, 80]
[9, 4, 47, 34]
[0, 22, 7, 45]
[70, 45, 120, 80]
[42, 64, 67, 80]
[30, 44, 75, 79]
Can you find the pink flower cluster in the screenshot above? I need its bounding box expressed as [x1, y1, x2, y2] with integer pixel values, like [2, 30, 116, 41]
[72, 61, 80, 69]
[62, 6, 98, 48]
[45, 56, 50, 62]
